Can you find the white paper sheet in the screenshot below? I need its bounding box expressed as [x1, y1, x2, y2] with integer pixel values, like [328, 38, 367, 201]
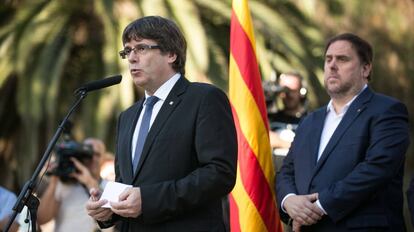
[100, 181, 132, 208]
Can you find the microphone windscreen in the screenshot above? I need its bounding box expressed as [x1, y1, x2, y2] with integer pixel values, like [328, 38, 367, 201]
[75, 75, 122, 93]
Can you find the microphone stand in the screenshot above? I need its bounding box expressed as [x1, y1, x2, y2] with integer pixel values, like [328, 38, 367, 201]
[3, 91, 88, 232]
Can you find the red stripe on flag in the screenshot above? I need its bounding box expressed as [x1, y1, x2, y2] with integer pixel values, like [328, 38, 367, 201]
[229, 194, 241, 232]
[230, 10, 269, 126]
[231, 106, 279, 232]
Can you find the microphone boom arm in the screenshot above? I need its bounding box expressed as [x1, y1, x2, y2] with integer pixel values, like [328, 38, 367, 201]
[3, 92, 88, 232]
[4, 74, 121, 232]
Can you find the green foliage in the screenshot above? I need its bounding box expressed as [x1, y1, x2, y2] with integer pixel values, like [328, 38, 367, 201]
[0, 5, 413, 230]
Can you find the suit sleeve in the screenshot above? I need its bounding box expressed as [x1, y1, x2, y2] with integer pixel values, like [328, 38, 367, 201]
[276, 118, 305, 223]
[406, 176, 414, 227]
[97, 112, 124, 229]
[139, 86, 238, 223]
[319, 101, 410, 222]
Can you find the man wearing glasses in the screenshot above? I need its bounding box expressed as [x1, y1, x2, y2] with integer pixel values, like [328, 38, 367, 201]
[86, 16, 237, 232]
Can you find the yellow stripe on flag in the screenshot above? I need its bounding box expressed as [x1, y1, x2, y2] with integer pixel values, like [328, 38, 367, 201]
[231, 162, 268, 231]
[229, 0, 284, 231]
[229, 54, 275, 187]
[232, 0, 257, 53]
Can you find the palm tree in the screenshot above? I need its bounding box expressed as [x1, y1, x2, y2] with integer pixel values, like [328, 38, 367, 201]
[0, 0, 123, 186]
[1, 4, 413, 230]
[0, 0, 324, 189]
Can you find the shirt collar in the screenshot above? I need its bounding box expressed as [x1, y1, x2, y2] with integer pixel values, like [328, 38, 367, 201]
[144, 73, 181, 103]
[326, 84, 367, 115]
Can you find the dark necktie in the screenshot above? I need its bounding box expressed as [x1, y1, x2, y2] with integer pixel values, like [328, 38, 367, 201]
[132, 96, 159, 174]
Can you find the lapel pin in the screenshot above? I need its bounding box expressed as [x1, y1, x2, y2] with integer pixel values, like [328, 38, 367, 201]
[169, 101, 174, 105]
[357, 109, 361, 112]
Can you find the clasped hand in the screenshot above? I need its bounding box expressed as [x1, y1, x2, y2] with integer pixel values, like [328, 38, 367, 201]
[283, 193, 324, 231]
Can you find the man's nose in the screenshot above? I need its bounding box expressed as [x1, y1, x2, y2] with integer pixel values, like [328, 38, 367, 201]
[128, 52, 139, 63]
[328, 59, 338, 70]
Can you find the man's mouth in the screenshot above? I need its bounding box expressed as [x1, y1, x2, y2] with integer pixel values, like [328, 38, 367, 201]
[327, 74, 339, 80]
[131, 68, 141, 74]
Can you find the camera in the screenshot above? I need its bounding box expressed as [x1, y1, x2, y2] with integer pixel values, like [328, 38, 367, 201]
[49, 122, 94, 182]
[262, 80, 289, 108]
[52, 140, 93, 182]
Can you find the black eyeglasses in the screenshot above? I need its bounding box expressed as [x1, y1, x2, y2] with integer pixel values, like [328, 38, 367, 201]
[119, 44, 161, 59]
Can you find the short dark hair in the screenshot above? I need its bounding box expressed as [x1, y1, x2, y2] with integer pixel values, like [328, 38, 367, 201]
[324, 33, 373, 80]
[122, 16, 187, 75]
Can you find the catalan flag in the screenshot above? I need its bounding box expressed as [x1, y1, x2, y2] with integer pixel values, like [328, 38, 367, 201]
[228, 0, 283, 231]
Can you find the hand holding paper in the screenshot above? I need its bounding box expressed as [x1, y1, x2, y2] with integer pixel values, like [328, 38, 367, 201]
[110, 186, 143, 218]
[86, 188, 113, 222]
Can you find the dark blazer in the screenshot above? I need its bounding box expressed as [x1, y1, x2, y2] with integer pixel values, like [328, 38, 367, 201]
[277, 87, 410, 232]
[406, 175, 414, 228]
[106, 77, 237, 232]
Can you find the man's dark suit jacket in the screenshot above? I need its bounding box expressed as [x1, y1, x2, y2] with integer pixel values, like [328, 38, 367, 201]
[105, 77, 237, 232]
[277, 87, 410, 232]
[406, 176, 414, 228]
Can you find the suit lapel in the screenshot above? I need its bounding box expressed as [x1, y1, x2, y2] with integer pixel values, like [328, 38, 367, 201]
[303, 108, 326, 191]
[309, 109, 327, 167]
[312, 88, 373, 175]
[122, 100, 144, 184]
[132, 77, 189, 180]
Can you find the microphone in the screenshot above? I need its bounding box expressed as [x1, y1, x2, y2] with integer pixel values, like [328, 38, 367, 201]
[75, 75, 122, 94]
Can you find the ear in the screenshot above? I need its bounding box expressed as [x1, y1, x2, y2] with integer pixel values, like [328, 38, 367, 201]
[362, 63, 372, 78]
[167, 52, 177, 64]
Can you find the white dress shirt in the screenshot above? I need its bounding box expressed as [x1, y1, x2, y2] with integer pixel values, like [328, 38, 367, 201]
[131, 73, 181, 161]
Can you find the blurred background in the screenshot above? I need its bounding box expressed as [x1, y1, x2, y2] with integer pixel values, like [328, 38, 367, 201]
[0, 0, 413, 230]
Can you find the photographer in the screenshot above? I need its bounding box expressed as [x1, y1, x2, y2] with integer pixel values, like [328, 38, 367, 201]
[267, 72, 307, 172]
[0, 185, 19, 232]
[37, 138, 106, 232]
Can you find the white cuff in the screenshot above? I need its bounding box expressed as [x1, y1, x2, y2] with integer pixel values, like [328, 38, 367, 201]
[315, 199, 327, 215]
[281, 193, 296, 213]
